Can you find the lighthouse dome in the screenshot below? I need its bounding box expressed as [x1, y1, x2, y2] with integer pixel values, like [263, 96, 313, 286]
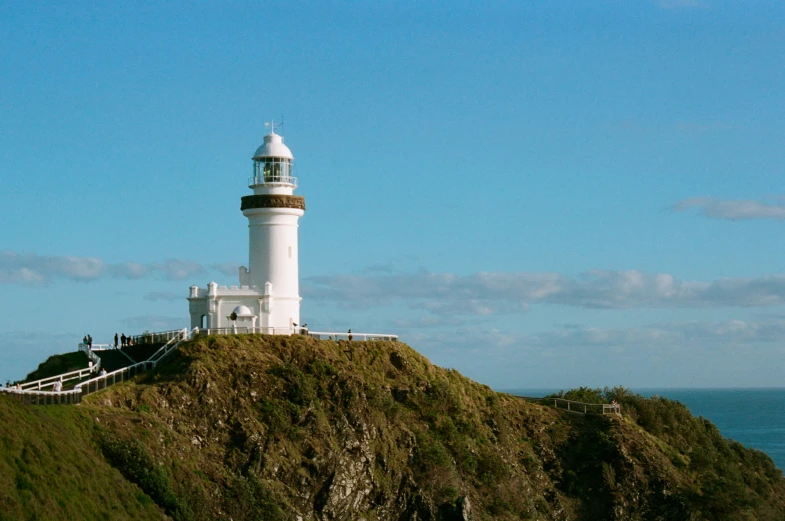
[232, 305, 255, 317]
[253, 132, 293, 160]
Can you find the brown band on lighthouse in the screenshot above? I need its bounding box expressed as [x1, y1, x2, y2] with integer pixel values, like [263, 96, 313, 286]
[241, 194, 306, 211]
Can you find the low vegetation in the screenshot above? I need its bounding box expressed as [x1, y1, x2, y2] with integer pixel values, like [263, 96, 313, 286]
[1, 335, 783, 520]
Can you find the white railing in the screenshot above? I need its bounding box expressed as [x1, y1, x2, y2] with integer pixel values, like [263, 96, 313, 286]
[2, 324, 397, 407]
[75, 362, 154, 396]
[518, 396, 621, 416]
[85, 343, 114, 351]
[307, 331, 399, 342]
[0, 387, 82, 405]
[194, 327, 398, 342]
[199, 326, 299, 336]
[19, 366, 95, 391]
[146, 328, 196, 364]
[248, 175, 298, 187]
[1, 328, 199, 406]
[76, 328, 197, 398]
[132, 328, 187, 346]
[78, 342, 102, 373]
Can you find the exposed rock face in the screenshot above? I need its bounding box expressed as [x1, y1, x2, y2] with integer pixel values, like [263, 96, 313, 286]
[37, 335, 785, 520]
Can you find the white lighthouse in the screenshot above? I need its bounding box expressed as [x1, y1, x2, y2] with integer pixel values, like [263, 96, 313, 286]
[188, 128, 305, 334]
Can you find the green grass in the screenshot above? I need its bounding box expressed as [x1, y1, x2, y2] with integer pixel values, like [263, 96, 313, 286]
[0, 395, 164, 520]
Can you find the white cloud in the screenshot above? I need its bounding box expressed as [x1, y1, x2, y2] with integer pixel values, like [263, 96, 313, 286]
[211, 262, 241, 276]
[407, 318, 785, 356]
[0, 251, 206, 285]
[304, 269, 785, 316]
[107, 262, 151, 279]
[525, 319, 784, 350]
[151, 259, 204, 280]
[672, 197, 785, 221]
[0, 251, 105, 285]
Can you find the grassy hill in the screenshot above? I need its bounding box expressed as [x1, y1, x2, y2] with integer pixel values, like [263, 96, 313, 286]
[1, 334, 783, 520]
[0, 396, 164, 520]
[19, 351, 89, 384]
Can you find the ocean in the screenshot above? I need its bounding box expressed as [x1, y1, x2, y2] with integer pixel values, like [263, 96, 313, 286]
[504, 388, 785, 471]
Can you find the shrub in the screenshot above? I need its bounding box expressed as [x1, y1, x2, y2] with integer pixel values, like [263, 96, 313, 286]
[545, 387, 606, 404]
[224, 474, 285, 521]
[476, 448, 508, 486]
[98, 432, 182, 516]
[256, 399, 291, 437]
[267, 363, 318, 405]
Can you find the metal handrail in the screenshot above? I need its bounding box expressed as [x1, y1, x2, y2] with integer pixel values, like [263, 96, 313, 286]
[200, 326, 297, 336]
[6, 325, 398, 406]
[196, 327, 398, 342]
[20, 366, 95, 391]
[87, 344, 115, 351]
[75, 362, 153, 397]
[76, 327, 198, 397]
[5, 328, 199, 406]
[78, 342, 102, 373]
[132, 328, 187, 346]
[545, 397, 620, 416]
[248, 175, 298, 187]
[0, 387, 83, 405]
[147, 328, 196, 364]
[307, 331, 399, 342]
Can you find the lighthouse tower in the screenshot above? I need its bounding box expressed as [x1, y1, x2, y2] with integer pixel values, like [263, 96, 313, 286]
[187, 128, 305, 334]
[241, 131, 305, 330]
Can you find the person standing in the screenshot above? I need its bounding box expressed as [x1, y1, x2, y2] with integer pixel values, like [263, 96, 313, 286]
[87, 335, 93, 349]
[121, 333, 126, 348]
[114, 333, 119, 349]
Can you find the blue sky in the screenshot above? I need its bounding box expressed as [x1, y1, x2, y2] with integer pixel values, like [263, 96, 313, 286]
[1, 1, 784, 388]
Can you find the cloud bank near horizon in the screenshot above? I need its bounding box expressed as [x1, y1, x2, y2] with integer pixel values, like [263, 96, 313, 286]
[402, 317, 785, 358]
[5, 250, 785, 317]
[304, 270, 785, 315]
[672, 197, 785, 221]
[0, 251, 207, 285]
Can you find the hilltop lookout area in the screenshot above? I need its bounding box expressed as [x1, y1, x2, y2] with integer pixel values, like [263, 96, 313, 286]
[1, 334, 784, 520]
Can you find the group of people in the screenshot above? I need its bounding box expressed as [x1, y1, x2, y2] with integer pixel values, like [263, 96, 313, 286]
[82, 334, 93, 348]
[114, 333, 132, 349]
[294, 322, 309, 335]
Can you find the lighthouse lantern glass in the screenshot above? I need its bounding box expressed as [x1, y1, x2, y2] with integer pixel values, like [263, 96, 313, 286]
[253, 157, 292, 184]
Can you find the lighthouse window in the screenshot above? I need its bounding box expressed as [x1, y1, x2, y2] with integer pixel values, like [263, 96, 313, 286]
[256, 158, 292, 183]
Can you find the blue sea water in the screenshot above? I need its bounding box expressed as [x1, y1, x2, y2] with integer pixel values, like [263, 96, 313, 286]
[504, 388, 785, 471]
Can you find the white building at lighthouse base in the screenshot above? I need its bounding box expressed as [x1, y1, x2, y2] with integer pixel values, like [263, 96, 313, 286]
[188, 279, 300, 334]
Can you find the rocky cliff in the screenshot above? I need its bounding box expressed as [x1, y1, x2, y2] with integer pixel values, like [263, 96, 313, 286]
[2, 334, 784, 520]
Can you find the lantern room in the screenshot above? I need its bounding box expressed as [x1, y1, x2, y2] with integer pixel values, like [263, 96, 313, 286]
[249, 131, 297, 191]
